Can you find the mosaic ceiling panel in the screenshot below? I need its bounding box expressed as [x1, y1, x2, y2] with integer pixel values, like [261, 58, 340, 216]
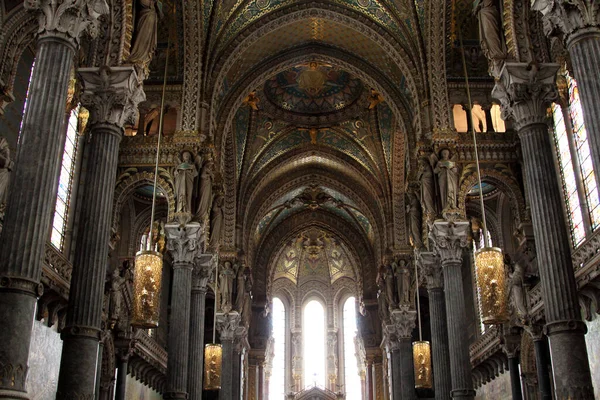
[263, 64, 364, 114]
[377, 102, 395, 174]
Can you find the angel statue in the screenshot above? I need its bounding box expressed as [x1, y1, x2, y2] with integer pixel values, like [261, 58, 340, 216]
[474, 0, 506, 77]
[509, 260, 529, 324]
[433, 149, 459, 211]
[416, 157, 436, 217]
[127, 0, 164, 68]
[197, 158, 215, 220]
[209, 191, 225, 248]
[173, 151, 199, 214]
[406, 191, 423, 248]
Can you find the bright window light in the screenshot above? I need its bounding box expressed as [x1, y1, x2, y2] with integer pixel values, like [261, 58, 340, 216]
[304, 300, 325, 389]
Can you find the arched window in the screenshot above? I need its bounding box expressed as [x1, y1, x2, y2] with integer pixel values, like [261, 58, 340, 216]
[50, 105, 82, 250]
[343, 297, 361, 400]
[304, 299, 325, 388]
[552, 73, 600, 246]
[269, 297, 286, 399]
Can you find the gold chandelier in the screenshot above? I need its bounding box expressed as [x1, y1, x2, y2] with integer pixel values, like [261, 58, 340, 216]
[412, 258, 432, 389]
[204, 257, 222, 390]
[459, 28, 508, 325]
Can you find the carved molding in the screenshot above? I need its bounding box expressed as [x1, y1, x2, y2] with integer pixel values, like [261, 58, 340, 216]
[429, 220, 470, 266]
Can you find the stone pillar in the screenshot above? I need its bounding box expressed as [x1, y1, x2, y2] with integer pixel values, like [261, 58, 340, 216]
[217, 312, 242, 400]
[418, 251, 452, 400]
[57, 66, 142, 398]
[430, 220, 475, 400]
[233, 331, 248, 400]
[533, 0, 600, 193]
[247, 351, 265, 400]
[365, 357, 374, 400]
[493, 63, 594, 398]
[0, 2, 106, 398]
[114, 354, 129, 400]
[384, 307, 417, 400]
[164, 222, 203, 399]
[526, 326, 552, 400]
[503, 333, 523, 400]
[187, 254, 215, 400]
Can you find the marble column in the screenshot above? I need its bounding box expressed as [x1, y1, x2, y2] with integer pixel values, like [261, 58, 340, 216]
[418, 251, 452, 400]
[233, 331, 249, 400]
[430, 221, 475, 400]
[365, 357, 374, 400]
[503, 334, 523, 400]
[493, 63, 594, 398]
[384, 307, 417, 400]
[533, 0, 600, 192]
[187, 254, 215, 400]
[57, 66, 143, 398]
[164, 222, 203, 399]
[217, 312, 242, 400]
[526, 326, 552, 400]
[114, 354, 129, 400]
[0, 3, 106, 398]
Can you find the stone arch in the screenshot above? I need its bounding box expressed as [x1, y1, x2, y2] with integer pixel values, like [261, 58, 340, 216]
[0, 8, 36, 97]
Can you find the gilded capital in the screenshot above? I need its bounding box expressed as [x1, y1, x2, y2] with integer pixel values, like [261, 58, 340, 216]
[429, 220, 470, 266]
[25, 0, 109, 47]
[78, 66, 145, 129]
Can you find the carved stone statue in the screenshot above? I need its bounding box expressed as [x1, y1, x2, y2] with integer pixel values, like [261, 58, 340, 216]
[395, 260, 412, 305]
[109, 267, 126, 328]
[0, 136, 13, 207]
[509, 261, 529, 323]
[434, 149, 459, 211]
[127, 0, 163, 67]
[384, 264, 396, 308]
[209, 192, 224, 248]
[197, 159, 215, 220]
[417, 157, 436, 217]
[219, 261, 235, 312]
[406, 191, 423, 248]
[174, 151, 199, 214]
[376, 265, 389, 321]
[474, 0, 506, 77]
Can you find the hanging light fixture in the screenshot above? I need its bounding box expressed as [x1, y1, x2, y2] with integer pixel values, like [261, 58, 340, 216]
[204, 259, 222, 390]
[131, 38, 171, 328]
[412, 259, 432, 389]
[458, 29, 508, 325]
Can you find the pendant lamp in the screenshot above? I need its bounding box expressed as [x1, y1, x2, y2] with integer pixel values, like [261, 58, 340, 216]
[204, 258, 222, 390]
[412, 259, 432, 389]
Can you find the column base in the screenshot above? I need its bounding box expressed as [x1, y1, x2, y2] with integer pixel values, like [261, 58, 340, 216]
[0, 390, 30, 400]
[56, 335, 100, 399]
[451, 389, 476, 399]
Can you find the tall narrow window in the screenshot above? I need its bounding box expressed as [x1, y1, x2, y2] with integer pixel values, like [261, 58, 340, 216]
[18, 60, 35, 139]
[343, 297, 361, 400]
[304, 300, 325, 388]
[50, 106, 81, 250]
[269, 297, 286, 399]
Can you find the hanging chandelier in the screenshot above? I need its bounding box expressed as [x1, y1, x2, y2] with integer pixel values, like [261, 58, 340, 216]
[131, 38, 171, 328]
[459, 28, 508, 325]
[412, 259, 432, 389]
[204, 259, 222, 390]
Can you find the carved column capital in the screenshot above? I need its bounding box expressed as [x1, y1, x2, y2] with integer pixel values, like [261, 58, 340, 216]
[25, 0, 109, 47]
[502, 333, 522, 358]
[532, 0, 600, 46]
[429, 220, 470, 266]
[192, 253, 216, 291]
[491, 63, 560, 131]
[78, 66, 145, 129]
[165, 222, 204, 267]
[216, 312, 241, 342]
[384, 306, 416, 351]
[417, 251, 443, 290]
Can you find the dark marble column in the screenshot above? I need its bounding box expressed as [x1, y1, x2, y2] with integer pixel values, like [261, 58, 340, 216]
[526, 326, 552, 400]
[493, 63, 594, 398]
[365, 357, 374, 400]
[232, 331, 248, 400]
[430, 221, 475, 400]
[114, 356, 128, 400]
[384, 307, 417, 400]
[533, 0, 600, 192]
[418, 251, 452, 400]
[164, 222, 203, 399]
[503, 334, 523, 400]
[187, 254, 215, 400]
[57, 66, 143, 399]
[0, 4, 106, 398]
[217, 312, 241, 400]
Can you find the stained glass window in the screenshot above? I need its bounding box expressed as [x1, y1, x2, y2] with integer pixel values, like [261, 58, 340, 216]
[304, 300, 325, 389]
[343, 297, 361, 400]
[269, 297, 286, 399]
[50, 106, 81, 250]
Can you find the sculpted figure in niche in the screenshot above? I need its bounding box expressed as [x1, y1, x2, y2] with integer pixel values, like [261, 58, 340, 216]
[241, 271, 253, 327]
[128, 0, 163, 67]
[509, 260, 529, 324]
[234, 263, 245, 311]
[384, 264, 396, 308]
[209, 191, 225, 248]
[417, 157, 436, 217]
[434, 149, 459, 211]
[219, 261, 235, 312]
[395, 260, 412, 305]
[474, 0, 506, 76]
[406, 191, 423, 248]
[173, 151, 199, 214]
[197, 158, 215, 220]
[0, 136, 13, 209]
[109, 267, 126, 328]
[376, 265, 389, 320]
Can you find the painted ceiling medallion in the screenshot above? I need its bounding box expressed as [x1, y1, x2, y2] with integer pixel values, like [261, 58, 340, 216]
[263, 63, 363, 115]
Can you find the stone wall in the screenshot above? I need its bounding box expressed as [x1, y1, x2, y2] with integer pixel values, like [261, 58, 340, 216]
[125, 374, 162, 399]
[26, 320, 63, 400]
[474, 370, 511, 400]
[585, 314, 600, 399]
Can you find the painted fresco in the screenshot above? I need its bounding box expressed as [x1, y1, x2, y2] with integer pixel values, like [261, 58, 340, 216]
[27, 321, 63, 400]
[234, 105, 251, 177]
[377, 102, 395, 175]
[474, 370, 511, 400]
[125, 375, 162, 400]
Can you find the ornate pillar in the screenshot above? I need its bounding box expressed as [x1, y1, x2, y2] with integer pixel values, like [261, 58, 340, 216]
[187, 254, 215, 400]
[233, 331, 249, 400]
[526, 326, 552, 400]
[164, 222, 203, 399]
[430, 220, 475, 400]
[503, 333, 523, 400]
[365, 356, 374, 400]
[326, 329, 339, 391]
[418, 251, 452, 399]
[114, 347, 133, 400]
[384, 307, 417, 400]
[493, 63, 594, 398]
[0, 2, 107, 397]
[533, 0, 600, 192]
[291, 330, 303, 391]
[57, 66, 143, 398]
[247, 351, 265, 400]
[217, 312, 242, 400]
